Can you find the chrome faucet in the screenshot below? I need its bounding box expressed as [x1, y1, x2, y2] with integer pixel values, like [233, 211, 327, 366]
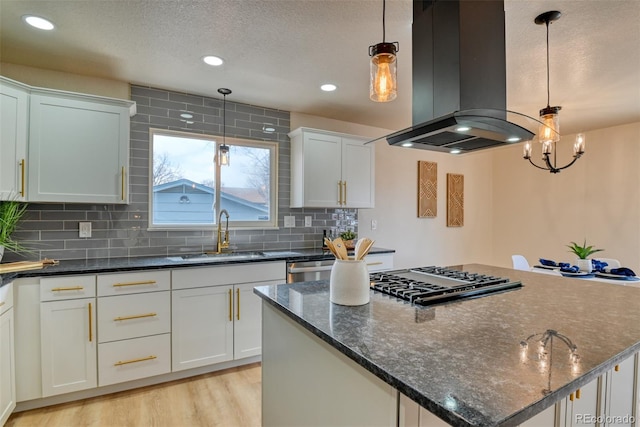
[216, 209, 230, 253]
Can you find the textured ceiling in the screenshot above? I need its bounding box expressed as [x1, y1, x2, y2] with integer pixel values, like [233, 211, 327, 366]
[1, 0, 639, 136]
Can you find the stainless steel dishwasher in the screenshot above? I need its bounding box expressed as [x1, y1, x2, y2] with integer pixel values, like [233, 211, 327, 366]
[286, 259, 335, 283]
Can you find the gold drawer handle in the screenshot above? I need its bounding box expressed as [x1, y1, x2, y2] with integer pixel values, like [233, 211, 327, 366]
[575, 388, 581, 399]
[52, 286, 84, 292]
[114, 355, 157, 366]
[20, 159, 25, 197]
[113, 280, 157, 287]
[88, 302, 93, 342]
[114, 312, 157, 322]
[366, 262, 383, 266]
[228, 289, 232, 322]
[615, 364, 620, 372]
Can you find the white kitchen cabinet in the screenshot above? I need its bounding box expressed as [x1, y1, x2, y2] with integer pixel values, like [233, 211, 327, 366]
[364, 253, 394, 272]
[28, 89, 134, 204]
[0, 77, 28, 201]
[0, 283, 16, 426]
[172, 284, 234, 371]
[40, 275, 97, 397]
[559, 376, 602, 427]
[602, 354, 638, 426]
[171, 262, 285, 371]
[289, 127, 374, 208]
[40, 297, 97, 397]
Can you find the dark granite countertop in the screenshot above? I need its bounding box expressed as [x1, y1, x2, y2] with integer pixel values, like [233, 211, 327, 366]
[0, 247, 395, 286]
[253, 263, 640, 427]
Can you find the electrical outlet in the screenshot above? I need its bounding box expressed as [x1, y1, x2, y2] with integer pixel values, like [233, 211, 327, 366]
[284, 216, 296, 228]
[371, 220, 377, 231]
[79, 222, 92, 238]
[304, 216, 312, 227]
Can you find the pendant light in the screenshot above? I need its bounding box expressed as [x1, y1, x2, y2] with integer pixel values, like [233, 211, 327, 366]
[523, 11, 585, 174]
[368, 0, 399, 102]
[217, 88, 231, 166]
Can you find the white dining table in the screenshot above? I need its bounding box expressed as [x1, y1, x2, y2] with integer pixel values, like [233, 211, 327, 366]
[531, 266, 640, 288]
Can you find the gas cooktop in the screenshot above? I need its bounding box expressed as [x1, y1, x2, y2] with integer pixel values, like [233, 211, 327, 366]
[369, 266, 522, 306]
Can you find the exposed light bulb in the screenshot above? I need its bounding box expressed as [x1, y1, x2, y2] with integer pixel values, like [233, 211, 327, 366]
[369, 47, 397, 102]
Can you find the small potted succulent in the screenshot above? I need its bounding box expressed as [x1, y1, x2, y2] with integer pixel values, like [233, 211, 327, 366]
[339, 230, 357, 249]
[0, 200, 30, 262]
[567, 239, 604, 273]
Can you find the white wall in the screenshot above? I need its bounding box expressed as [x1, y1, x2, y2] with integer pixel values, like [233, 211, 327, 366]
[491, 122, 640, 271]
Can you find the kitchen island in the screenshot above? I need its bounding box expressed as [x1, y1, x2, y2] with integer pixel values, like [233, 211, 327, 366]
[254, 264, 640, 426]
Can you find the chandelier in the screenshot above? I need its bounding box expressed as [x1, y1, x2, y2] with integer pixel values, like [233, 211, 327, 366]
[523, 11, 586, 174]
[368, 0, 399, 102]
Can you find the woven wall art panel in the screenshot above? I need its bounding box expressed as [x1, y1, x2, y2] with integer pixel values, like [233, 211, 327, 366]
[417, 161, 437, 218]
[446, 173, 464, 227]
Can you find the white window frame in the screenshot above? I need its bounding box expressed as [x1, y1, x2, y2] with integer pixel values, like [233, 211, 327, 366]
[148, 128, 279, 231]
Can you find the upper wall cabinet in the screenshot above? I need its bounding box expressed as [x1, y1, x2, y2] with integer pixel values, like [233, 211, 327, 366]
[0, 78, 29, 201]
[0, 76, 136, 204]
[288, 127, 375, 208]
[28, 88, 135, 204]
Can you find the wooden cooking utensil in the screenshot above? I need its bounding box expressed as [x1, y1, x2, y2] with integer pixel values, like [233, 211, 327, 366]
[359, 239, 375, 260]
[332, 237, 348, 260]
[324, 237, 338, 259]
[355, 238, 372, 260]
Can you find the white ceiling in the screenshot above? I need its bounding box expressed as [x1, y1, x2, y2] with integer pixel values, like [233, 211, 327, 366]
[1, 0, 639, 136]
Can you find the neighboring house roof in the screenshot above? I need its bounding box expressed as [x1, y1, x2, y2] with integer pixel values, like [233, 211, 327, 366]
[153, 179, 267, 213]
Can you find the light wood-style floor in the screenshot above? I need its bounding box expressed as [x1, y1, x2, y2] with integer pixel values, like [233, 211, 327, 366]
[6, 363, 261, 427]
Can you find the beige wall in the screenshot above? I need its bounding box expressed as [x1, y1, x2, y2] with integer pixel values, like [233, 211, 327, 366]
[491, 122, 640, 271]
[0, 62, 130, 99]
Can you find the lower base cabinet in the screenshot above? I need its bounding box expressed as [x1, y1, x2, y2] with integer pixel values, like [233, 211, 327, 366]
[1, 283, 16, 427]
[40, 297, 97, 397]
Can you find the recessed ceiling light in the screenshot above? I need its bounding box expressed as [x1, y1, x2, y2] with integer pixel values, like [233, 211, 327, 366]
[455, 126, 471, 132]
[507, 137, 521, 142]
[320, 84, 337, 92]
[23, 15, 55, 30]
[401, 142, 413, 147]
[203, 55, 224, 66]
[450, 148, 462, 154]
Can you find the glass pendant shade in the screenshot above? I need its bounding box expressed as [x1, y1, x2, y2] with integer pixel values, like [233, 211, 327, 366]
[219, 144, 230, 166]
[369, 43, 397, 102]
[538, 108, 560, 145]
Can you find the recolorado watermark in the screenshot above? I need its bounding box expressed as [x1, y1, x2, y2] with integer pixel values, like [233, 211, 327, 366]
[575, 414, 636, 424]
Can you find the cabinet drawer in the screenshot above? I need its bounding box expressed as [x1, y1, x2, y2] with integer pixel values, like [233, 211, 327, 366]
[98, 291, 170, 343]
[97, 270, 170, 296]
[98, 334, 170, 387]
[0, 283, 13, 314]
[40, 275, 96, 301]
[364, 254, 394, 272]
[172, 261, 285, 290]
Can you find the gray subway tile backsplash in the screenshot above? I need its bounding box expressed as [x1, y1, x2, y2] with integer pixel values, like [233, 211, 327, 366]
[5, 84, 357, 262]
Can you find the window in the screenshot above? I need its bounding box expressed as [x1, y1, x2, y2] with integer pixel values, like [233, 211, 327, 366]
[149, 128, 278, 230]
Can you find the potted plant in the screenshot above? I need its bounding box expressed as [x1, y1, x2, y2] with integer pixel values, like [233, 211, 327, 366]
[567, 239, 604, 273]
[339, 230, 357, 249]
[0, 200, 30, 261]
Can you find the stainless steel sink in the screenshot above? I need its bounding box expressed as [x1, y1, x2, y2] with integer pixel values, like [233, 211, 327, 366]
[167, 251, 266, 262]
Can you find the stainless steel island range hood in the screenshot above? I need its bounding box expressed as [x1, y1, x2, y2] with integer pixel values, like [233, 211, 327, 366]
[376, 0, 536, 154]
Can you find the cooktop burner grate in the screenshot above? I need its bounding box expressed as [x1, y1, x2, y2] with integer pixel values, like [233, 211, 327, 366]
[369, 266, 521, 306]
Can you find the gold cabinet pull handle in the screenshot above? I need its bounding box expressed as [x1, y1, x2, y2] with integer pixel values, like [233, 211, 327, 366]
[615, 364, 620, 372]
[338, 180, 343, 204]
[114, 355, 157, 366]
[0, 301, 5, 307]
[113, 280, 157, 287]
[236, 288, 240, 320]
[343, 181, 347, 205]
[569, 392, 574, 401]
[88, 302, 93, 342]
[114, 312, 157, 322]
[228, 289, 232, 322]
[20, 159, 25, 197]
[121, 166, 126, 201]
[52, 286, 84, 292]
[575, 388, 581, 399]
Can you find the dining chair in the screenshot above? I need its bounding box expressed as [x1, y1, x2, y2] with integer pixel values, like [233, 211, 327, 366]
[511, 255, 531, 271]
[593, 258, 621, 268]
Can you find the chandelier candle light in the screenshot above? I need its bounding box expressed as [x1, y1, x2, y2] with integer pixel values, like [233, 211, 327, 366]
[523, 11, 586, 174]
[217, 88, 231, 166]
[368, 0, 399, 102]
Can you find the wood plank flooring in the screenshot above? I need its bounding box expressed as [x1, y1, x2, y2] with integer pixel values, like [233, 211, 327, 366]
[6, 363, 261, 427]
